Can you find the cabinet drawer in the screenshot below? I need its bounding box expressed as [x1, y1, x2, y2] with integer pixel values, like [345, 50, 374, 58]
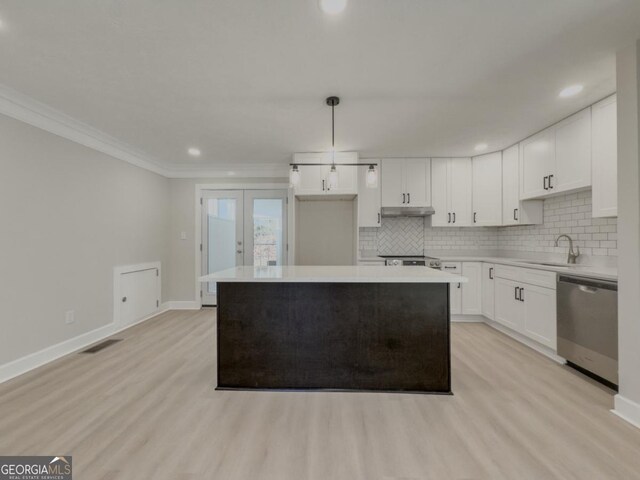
[494, 265, 521, 282]
[494, 264, 557, 289]
[441, 262, 462, 273]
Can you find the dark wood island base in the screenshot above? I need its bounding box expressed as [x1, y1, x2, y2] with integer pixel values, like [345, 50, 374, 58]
[217, 282, 451, 394]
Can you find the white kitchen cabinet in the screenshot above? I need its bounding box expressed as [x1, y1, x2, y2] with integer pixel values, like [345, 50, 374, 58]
[494, 277, 524, 331]
[380, 158, 430, 208]
[592, 95, 618, 218]
[461, 262, 482, 314]
[481, 263, 495, 320]
[293, 152, 358, 196]
[522, 283, 557, 350]
[430, 158, 472, 226]
[520, 128, 556, 199]
[502, 144, 543, 226]
[442, 262, 462, 314]
[554, 108, 592, 192]
[472, 152, 502, 226]
[519, 109, 592, 200]
[358, 159, 381, 227]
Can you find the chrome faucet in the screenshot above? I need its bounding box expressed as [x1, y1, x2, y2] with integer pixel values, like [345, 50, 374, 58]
[555, 234, 580, 264]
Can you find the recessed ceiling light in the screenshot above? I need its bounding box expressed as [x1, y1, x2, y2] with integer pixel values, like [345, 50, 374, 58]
[319, 0, 347, 15]
[187, 147, 201, 157]
[559, 84, 584, 98]
[474, 143, 488, 152]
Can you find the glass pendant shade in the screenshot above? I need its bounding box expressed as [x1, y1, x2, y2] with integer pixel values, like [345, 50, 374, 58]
[328, 165, 339, 189]
[366, 165, 378, 188]
[289, 165, 301, 186]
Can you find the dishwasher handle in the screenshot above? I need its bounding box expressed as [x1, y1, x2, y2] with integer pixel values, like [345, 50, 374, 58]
[578, 285, 599, 294]
[558, 275, 617, 292]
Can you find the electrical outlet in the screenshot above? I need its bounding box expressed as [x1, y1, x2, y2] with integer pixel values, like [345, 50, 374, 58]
[180, 231, 187, 240]
[65, 310, 75, 325]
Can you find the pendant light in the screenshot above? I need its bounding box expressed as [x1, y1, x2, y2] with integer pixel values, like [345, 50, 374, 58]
[366, 164, 378, 188]
[327, 96, 339, 189]
[289, 164, 301, 186]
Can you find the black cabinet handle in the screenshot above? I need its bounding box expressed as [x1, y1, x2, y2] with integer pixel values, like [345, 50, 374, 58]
[457, 283, 461, 289]
[548, 175, 554, 189]
[377, 213, 381, 224]
[514, 286, 519, 300]
[407, 193, 410, 204]
[543, 176, 548, 190]
[322, 179, 325, 191]
[513, 208, 518, 221]
[453, 212, 456, 223]
[489, 267, 493, 280]
[448, 213, 451, 223]
[520, 287, 525, 302]
[444, 266, 457, 269]
[402, 193, 406, 204]
[474, 212, 477, 223]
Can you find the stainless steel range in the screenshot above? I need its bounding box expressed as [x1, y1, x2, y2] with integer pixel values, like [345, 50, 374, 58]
[380, 255, 442, 270]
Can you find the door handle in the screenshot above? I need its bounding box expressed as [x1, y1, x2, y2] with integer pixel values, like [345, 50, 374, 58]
[543, 176, 549, 190]
[548, 175, 554, 189]
[402, 193, 406, 204]
[407, 193, 410, 204]
[520, 287, 525, 302]
[489, 267, 493, 280]
[452, 212, 456, 223]
[513, 208, 518, 221]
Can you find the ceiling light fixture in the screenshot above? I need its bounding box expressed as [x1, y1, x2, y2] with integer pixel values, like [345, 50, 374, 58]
[187, 147, 201, 157]
[559, 84, 584, 98]
[289, 96, 378, 189]
[319, 0, 347, 15]
[474, 143, 488, 152]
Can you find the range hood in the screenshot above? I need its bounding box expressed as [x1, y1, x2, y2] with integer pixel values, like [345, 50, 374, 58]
[381, 206, 435, 217]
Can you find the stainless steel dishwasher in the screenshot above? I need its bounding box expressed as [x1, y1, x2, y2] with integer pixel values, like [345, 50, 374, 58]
[557, 275, 618, 387]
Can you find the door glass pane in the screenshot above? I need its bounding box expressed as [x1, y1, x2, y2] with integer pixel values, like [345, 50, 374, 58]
[207, 198, 237, 294]
[252, 198, 284, 267]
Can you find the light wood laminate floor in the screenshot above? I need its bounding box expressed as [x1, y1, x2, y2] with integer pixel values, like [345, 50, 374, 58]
[1, 309, 640, 479]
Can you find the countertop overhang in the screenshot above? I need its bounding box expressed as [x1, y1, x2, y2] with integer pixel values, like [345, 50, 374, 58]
[200, 265, 468, 284]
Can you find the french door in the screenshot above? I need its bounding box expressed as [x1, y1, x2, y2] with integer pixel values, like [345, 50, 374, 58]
[201, 189, 288, 305]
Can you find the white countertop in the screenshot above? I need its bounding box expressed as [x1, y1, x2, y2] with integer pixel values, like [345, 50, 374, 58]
[358, 253, 617, 281]
[200, 265, 468, 284]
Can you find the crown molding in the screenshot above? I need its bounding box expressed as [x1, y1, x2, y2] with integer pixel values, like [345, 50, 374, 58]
[0, 83, 172, 176]
[164, 162, 288, 179]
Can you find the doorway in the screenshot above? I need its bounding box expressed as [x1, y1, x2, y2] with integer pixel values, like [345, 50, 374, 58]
[201, 189, 288, 305]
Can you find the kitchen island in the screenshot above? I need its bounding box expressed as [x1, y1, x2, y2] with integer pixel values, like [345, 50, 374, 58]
[200, 266, 466, 394]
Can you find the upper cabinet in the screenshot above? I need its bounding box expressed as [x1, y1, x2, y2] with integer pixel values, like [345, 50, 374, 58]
[431, 158, 472, 226]
[293, 152, 358, 196]
[381, 158, 431, 208]
[520, 109, 592, 200]
[592, 95, 618, 218]
[502, 145, 543, 226]
[358, 159, 381, 228]
[472, 152, 502, 226]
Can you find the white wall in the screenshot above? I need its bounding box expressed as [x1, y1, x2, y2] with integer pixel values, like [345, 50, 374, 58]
[0, 113, 170, 367]
[614, 41, 640, 426]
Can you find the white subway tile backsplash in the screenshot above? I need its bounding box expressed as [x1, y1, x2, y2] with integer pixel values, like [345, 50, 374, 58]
[359, 191, 617, 258]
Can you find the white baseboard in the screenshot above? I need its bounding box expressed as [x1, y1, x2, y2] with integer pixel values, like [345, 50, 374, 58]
[483, 318, 565, 364]
[451, 314, 485, 323]
[613, 395, 640, 429]
[0, 302, 198, 385]
[165, 300, 201, 310]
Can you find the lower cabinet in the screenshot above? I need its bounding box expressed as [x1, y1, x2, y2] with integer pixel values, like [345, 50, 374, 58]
[442, 262, 462, 314]
[444, 262, 481, 316]
[481, 263, 495, 320]
[494, 271, 557, 350]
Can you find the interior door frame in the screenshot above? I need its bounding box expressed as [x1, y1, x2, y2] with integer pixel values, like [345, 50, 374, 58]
[243, 189, 289, 267]
[195, 183, 293, 308]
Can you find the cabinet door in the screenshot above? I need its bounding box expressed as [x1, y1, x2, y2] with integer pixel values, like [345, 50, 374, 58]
[461, 262, 482, 315]
[520, 129, 555, 199]
[404, 158, 429, 207]
[481, 263, 495, 320]
[430, 158, 449, 226]
[522, 284, 557, 349]
[449, 158, 473, 226]
[554, 108, 591, 193]
[381, 159, 405, 207]
[358, 160, 381, 227]
[494, 277, 524, 331]
[592, 95, 618, 218]
[472, 152, 502, 226]
[502, 145, 520, 226]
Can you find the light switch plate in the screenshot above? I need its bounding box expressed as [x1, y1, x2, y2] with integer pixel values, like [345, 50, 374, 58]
[65, 310, 75, 324]
[180, 231, 187, 240]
